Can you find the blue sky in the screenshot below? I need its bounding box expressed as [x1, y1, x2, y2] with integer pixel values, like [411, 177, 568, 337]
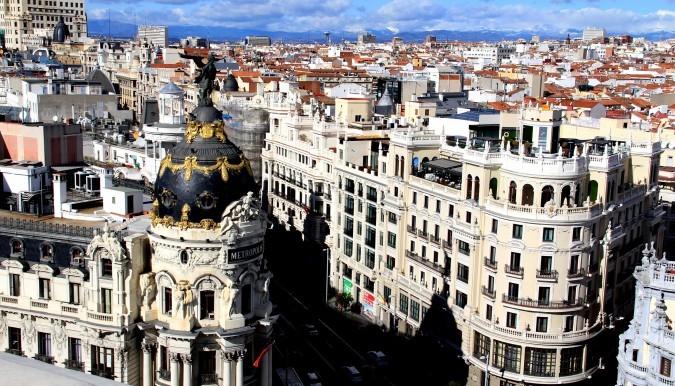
[87, 0, 675, 34]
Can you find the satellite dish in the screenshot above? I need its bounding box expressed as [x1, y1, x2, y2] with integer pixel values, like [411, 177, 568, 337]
[503, 132, 510, 138]
[52, 115, 59, 122]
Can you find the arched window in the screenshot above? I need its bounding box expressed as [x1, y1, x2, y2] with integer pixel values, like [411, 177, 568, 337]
[522, 184, 534, 206]
[71, 247, 84, 266]
[394, 155, 399, 176]
[541, 185, 554, 207]
[11, 239, 23, 256]
[474, 177, 480, 201]
[200, 290, 215, 320]
[508, 181, 517, 204]
[180, 250, 189, 264]
[561, 185, 571, 207]
[466, 175, 473, 200]
[41, 244, 53, 261]
[588, 180, 599, 202]
[490, 178, 498, 199]
[400, 156, 405, 177]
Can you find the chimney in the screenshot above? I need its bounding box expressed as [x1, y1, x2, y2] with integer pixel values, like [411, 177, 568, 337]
[53, 173, 68, 218]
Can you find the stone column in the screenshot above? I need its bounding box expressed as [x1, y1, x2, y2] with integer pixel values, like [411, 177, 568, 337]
[182, 354, 192, 386]
[141, 342, 155, 386]
[170, 352, 181, 386]
[222, 352, 232, 386]
[235, 352, 244, 386]
[261, 349, 271, 386]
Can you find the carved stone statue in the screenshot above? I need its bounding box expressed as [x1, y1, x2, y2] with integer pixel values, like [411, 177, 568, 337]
[139, 272, 157, 310]
[221, 279, 239, 317]
[180, 52, 221, 106]
[219, 192, 263, 238]
[173, 281, 194, 319]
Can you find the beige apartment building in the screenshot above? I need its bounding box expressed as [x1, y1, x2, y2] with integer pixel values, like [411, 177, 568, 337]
[0, 0, 87, 50]
[261, 88, 666, 385]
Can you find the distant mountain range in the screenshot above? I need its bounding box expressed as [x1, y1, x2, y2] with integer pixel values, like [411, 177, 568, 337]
[87, 20, 675, 43]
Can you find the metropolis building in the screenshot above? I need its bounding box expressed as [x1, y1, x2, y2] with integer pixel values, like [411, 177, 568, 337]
[0, 100, 275, 385]
[261, 90, 666, 386]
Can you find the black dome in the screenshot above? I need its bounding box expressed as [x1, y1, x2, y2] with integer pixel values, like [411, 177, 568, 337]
[151, 104, 257, 229]
[223, 74, 238, 92]
[52, 16, 70, 43]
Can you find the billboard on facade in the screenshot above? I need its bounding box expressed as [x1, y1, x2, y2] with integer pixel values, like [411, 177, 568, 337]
[363, 292, 375, 316]
[343, 278, 352, 296]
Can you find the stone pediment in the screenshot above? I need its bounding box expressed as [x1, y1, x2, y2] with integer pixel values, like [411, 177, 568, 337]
[507, 240, 526, 249]
[1, 258, 29, 271]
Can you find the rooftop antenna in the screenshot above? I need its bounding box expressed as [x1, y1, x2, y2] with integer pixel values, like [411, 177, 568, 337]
[324, 31, 330, 46]
[108, 9, 110, 39]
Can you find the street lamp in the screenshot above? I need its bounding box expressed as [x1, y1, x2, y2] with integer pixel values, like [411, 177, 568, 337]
[480, 353, 490, 386]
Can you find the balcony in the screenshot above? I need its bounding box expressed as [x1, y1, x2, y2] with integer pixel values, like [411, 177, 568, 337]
[502, 294, 585, 309]
[429, 235, 440, 245]
[65, 359, 85, 372]
[481, 286, 496, 299]
[536, 269, 559, 281]
[405, 250, 446, 276]
[567, 267, 586, 279]
[91, 368, 114, 379]
[407, 226, 417, 235]
[159, 368, 171, 381]
[34, 354, 54, 364]
[5, 349, 24, 356]
[442, 240, 452, 250]
[199, 374, 218, 385]
[417, 230, 429, 239]
[504, 264, 524, 277]
[483, 257, 497, 270]
[87, 311, 113, 323]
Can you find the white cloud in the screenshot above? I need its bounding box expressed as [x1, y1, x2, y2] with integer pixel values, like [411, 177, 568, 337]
[87, 0, 675, 35]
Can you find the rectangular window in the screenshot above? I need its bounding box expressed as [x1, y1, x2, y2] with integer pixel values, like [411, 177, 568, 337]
[69, 337, 82, 365]
[524, 348, 556, 377]
[9, 327, 22, 353]
[542, 227, 554, 241]
[486, 304, 493, 321]
[466, 211, 472, 224]
[38, 332, 52, 357]
[436, 200, 441, 213]
[383, 286, 391, 305]
[572, 227, 582, 241]
[508, 283, 519, 299]
[560, 347, 583, 376]
[512, 224, 523, 239]
[69, 282, 80, 304]
[388, 212, 397, 224]
[538, 287, 551, 305]
[489, 246, 497, 263]
[492, 219, 498, 233]
[101, 258, 113, 277]
[535, 317, 548, 332]
[164, 287, 173, 314]
[412, 192, 417, 204]
[399, 293, 409, 314]
[473, 331, 491, 360]
[448, 204, 454, 217]
[200, 290, 215, 319]
[565, 316, 575, 332]
[410, 300, 420, 321]
[9, 273, 20, 296]
[344, 238, 353, 257]
[506, 312, 518, 328]
[386, 255, 395, 270]
[387, 232, 397, 248]
[39, 278, 51, 300]
[101, 288, 112, 314]
[493, 340, 521, 373]
[455, 291, 467, 308]
[92, 345, 114, 378]
[457, 263, 469, 283]
[459, 241, 470, 255]
[540, 256, 552, 274]
[662, 357, 672, 377]
[510, 252, 521, 270]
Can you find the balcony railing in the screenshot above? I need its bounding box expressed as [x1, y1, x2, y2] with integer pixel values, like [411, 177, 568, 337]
[484, 257, 497, 269]
[405, 250, 446, 276]
[200, 373, 218, 385]
[442, 240, 452, 250]
[536, 269, 559, 280]
[417, 230, 429, 239]
[91, 368, 115, 379]
[502, 294, 584, 309]
[481, 286, 496, 298]
[5, 348, 24, 356]
[429, 235, 440, 245]
[504, 264, 524, 277]
[34, 354, 54, 364]
[65, 359, 84, 372]
[159, 368, 171, 381]
[567, 267, 586, 279]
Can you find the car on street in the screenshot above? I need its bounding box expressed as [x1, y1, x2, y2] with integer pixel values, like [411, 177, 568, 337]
[366, 350, 390, 367]
[303, 370, 322, 386]
[302, 323, 319, 337]
[339, 365, 363, 383]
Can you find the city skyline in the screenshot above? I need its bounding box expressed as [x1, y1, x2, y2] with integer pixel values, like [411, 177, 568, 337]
[85, 0, 675, 36]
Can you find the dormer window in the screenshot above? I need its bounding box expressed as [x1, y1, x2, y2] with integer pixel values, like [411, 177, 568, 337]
[41, 244, 53, 262]
[71, 248, 84, 267]
[11, 239, 23, 257]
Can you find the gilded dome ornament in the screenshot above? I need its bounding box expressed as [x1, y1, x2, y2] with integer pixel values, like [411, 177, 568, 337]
[185, 121, 228, 143]
[159, 154, 251, 182]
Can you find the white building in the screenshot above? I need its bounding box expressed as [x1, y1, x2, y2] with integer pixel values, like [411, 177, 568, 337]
[464, 45, 516, 65]
[138, 26, 169, 48]
[616, 247, 675, 386]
